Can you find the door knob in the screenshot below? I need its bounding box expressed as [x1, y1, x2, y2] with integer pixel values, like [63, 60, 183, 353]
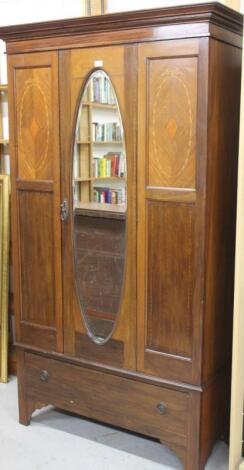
[40, 370, 49, 382]
[156, 401, 167, 415]
[60, 198, 69, 222]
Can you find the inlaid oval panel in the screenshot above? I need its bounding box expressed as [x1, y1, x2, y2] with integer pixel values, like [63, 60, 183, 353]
[149, 62, 196, 188]
[19, 79, 50, 175]
[72, 70, 127, 344]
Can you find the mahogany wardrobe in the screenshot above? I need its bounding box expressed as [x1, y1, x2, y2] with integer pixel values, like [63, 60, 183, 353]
[0, 3, 242, 469]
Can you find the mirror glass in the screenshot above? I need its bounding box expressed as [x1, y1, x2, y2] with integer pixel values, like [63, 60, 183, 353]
[72, 70, 127, 344]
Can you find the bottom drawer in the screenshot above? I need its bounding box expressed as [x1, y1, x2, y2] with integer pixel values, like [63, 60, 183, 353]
[24, 352, 189, 445]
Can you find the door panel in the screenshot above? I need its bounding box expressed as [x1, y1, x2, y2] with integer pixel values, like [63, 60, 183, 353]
[8, 52, 62, 351]
[137, 39, 205, 384]
[19, 191, 55, 327]
[60, 45, 137, 370]
[147, 201, 195, 359]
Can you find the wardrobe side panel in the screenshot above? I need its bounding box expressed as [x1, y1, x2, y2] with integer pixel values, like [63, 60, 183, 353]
[203, 39, 242, 382]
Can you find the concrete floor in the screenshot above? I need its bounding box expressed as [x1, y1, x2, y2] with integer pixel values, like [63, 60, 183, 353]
[0, 377, 228, 470]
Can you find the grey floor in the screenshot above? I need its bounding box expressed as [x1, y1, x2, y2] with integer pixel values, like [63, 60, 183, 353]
[0, 377, 228, 470]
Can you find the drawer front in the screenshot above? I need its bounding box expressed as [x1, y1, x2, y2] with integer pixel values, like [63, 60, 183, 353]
[24, 352, 189, 443]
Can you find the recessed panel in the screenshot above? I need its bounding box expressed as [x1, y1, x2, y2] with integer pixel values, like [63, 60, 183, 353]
[19, 191, 55, 327]
[148, 57, 197, 188]
[147, 201, 195, 358]
[15, 66, 53, 180]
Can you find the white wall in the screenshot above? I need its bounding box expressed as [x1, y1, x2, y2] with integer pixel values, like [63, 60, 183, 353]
[0, 0, 83, 26]
[107, 0, 214, 13]
[107, 0, 243, 12]
[0, 0, 241, 28]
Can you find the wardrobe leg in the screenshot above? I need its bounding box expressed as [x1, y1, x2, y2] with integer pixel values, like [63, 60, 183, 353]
[19, 401, 32, 426]
[17, 348, 32, 425]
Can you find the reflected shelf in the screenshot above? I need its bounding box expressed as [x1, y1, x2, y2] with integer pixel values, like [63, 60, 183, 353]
[74, 176, 125, 182]
[76, 140, 123, 145]
[82, 101, 117, 110]
[74, 201, 126, 220]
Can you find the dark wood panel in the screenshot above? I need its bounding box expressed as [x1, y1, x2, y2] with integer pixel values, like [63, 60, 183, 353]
[146, 187, 196, 203]
[71, 46, 124, 79]
[144, 349, 193, 384]
[16, 179, 53, 192]
[3, 23, 242, 56]
[147, 201, 195, 359]
[75, 332, 124, 368]
[203, 39, 242, 382]
[19, 191, 55, 327]
[20, 322, 56, 351]
[24, 352, 189, 442]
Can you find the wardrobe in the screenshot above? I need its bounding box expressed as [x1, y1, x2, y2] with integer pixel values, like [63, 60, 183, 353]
[0, 3, 242, 469]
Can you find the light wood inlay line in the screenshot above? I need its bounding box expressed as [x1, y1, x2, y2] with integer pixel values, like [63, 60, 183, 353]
[145, 348, 193, 363]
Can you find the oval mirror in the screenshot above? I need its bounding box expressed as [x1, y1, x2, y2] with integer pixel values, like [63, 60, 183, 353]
[72, 70, 127, 344]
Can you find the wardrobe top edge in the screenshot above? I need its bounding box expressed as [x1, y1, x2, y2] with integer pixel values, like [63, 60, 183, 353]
[0, 2, 242, 43]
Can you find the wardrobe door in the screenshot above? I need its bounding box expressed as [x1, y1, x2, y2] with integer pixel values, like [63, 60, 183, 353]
[8, 52, 63, 352]
[60, 45, 137, 370]
[137, 39, 208, 385]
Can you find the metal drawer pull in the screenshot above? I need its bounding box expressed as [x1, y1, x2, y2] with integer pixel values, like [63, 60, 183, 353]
[156, 401, 167, 415]
[40, 370, 49, 382]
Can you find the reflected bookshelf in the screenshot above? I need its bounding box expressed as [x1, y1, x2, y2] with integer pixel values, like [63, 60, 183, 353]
[73, 71, 126, 216]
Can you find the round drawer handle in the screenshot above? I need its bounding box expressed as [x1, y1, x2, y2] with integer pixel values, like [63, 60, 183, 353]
[40, 370, 49, 382]
[156, 401, 167, 415]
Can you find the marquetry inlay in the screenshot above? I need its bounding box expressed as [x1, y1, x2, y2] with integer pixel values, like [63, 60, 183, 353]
[148, 58, 197, 188]
[19, 78, 50, 176]
[15, 64, 54, 180]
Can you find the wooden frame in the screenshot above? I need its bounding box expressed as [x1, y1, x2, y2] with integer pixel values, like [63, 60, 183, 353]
[0, 174, 10, 383]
